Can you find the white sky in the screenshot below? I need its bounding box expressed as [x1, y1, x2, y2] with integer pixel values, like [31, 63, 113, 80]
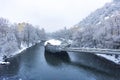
[0, 0, 112, 32]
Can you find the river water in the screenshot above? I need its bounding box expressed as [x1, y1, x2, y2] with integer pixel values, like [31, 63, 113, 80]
[0, 43, 120, 80]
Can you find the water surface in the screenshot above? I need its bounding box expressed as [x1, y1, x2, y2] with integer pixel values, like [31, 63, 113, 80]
[0, 43, 120, 80]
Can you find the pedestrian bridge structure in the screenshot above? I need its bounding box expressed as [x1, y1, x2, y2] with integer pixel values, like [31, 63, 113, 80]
[61, 47, 120, 55]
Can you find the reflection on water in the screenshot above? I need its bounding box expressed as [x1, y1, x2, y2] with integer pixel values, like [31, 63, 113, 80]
[0, 43, 120, 80]
[68, 52, 120, 76]
[44, 51, 70, 66]
[44, 51, 120, 80]
[0, 56, 20, 77]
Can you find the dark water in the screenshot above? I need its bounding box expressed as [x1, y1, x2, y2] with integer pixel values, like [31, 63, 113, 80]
[0, 43, 120, 80]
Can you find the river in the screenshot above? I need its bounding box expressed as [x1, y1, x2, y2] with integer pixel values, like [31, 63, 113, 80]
[0, 43, 120, 80]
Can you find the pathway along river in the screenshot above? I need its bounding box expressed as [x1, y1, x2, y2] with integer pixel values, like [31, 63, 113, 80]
[1, 43, 120, 80]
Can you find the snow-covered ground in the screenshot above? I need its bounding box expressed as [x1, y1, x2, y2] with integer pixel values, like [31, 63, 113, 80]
[12, 42, 28, 56]
[12, 41, 42, 57]
[0, 41, 41, 63]
[97, 54, 120, 64]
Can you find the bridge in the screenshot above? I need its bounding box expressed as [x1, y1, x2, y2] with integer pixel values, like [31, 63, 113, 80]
[44, 39, 120, 55]
[61, 47, 120, 55]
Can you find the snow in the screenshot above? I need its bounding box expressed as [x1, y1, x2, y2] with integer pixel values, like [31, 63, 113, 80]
[104, 16, 110, 20]
[0, 61, 10, 65]
[0, 56, 2, 62]
[79, 27, 84, 31]
[111, 3, 115, 6]
[11, 42, 27, 56]
[21, 42, 27, 49]
[97, 54, 120, 64]
[0, 41, 40, 62]
[96, 21, 101, 25]
[111, 14, 115, 17]
[44, 39, 61, 46]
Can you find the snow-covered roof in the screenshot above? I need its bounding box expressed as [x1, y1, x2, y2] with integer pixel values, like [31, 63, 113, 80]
[44, 39, 61, 46]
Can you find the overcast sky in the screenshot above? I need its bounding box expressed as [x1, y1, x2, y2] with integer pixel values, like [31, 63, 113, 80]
[0, 0, 112, 32]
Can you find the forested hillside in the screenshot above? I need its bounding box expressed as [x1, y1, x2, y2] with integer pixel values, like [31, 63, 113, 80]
[0, 18, 46, 60]
[49, 0, 120, 63]
[72, 0, 120, 49]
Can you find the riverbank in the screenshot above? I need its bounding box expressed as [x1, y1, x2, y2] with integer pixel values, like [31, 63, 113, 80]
[0, 41, 41, 63]
[1, 43, 120, 80]
[97, 54, 120, 64]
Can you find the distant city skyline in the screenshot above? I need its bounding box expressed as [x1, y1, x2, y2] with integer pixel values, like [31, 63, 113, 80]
[0, 0, 112, 32]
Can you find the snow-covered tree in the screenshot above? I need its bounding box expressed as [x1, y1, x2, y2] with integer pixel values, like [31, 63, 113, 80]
[51, 27, 73, 41]
[13, 22, 46, 47]
[0, 18, 18, 57]
[0, 19, 46, 58]
[71, 1, 120, 49]
[113, 0, 120, 2]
